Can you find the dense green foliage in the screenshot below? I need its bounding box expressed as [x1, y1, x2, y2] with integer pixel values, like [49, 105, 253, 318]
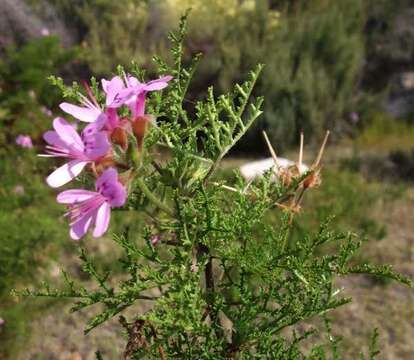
[0, 36, 77, 142]
[0, 149, 64, 296]
[26, 0, 371, 150]
[242, 0, 366, 151]
[0, 28, 78, 360]
[0, 146, 67, 358]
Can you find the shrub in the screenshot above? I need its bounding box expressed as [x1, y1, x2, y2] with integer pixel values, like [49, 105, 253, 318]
[0, 146, 68, 358]
[0, 36, 77, 143]
[243, 0, 366, 151]
[356, 111, 414, 152]
[17, 16, 413, 359]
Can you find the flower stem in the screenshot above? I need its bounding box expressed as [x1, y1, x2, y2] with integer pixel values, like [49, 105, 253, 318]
[135, 177, 174, 217]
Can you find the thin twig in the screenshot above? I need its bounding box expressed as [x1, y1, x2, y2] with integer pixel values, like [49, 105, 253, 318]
[135, 177, 174, 217]
[298, 132, 304, 171]
[313, 130, 330, 167]
[262, 130, 280, 167]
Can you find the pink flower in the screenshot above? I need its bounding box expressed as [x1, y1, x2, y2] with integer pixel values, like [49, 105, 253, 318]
[350, 111, 360, 124]
[102, 75, 173, 117]
[101, 76, 126, 107]
[16, 135, 33, 148]
[41, 106, 53, 117]
[57, 168, 126, 240]
[128, 75, 173, 118]
[41, 117, 110, 188]
[13, 185, 25, 195]
[41, 28, 50, 36]
[151, 235, 161, 246]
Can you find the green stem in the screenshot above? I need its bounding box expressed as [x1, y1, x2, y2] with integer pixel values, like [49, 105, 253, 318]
[135, 177, 174, 217]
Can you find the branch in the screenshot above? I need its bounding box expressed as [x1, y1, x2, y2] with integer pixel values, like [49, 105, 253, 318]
[135, 177, 174, 217]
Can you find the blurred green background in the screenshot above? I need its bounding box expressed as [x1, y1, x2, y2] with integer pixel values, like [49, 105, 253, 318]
[1, 0, 414, 358]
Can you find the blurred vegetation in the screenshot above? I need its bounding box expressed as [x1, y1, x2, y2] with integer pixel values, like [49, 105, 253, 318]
[340, 112, 414, 182]
[0, 36, 77, 143]
[356, 111, 414, 152]
[0, 148, 64, 296]
[363, 0, 414, 90]
[0, 32, 78, 357]
[291, 168, 390, 241]
[26, 0, 386, 151]
[19, 0, 412, 150]
[0, 147, 66, 358]
[243, 0, 366, 151]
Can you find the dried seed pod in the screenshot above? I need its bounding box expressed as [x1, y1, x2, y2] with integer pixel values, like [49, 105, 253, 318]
[303, 169, 322, 189]
[111, 127, 128, 150]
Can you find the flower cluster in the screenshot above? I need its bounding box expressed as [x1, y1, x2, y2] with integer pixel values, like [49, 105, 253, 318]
[41, 74, 172, 240]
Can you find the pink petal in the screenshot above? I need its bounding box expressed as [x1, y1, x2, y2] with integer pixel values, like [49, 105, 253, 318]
[84, 132, 110, 159]
[101, 79, 111, 93]
[131, 92, 146, 118]
[126, 75, 141, 87]
[109, 184, 127, 207]
[52, 117, 84, 152]
[102, 76, 125, 106]
[95, 168, 118, 190]
[93, 202, 111, 237]
[60, 102, 101, 123]
[46, 160, 88, 188]
[108, 88, 135, 108]
[160, 75, 173, 82]
[43, 130, 67, 149]
[57, 189, 98, 204]
[105, 108, 120, 131]
[144, 76, 173, 91]
[70, 212, 94, 240]
[82, 114, 107, 137]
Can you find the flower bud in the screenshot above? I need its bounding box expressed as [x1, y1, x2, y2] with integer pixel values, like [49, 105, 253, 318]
[111, 127, 128, 150]
[132, 115, 156, 151]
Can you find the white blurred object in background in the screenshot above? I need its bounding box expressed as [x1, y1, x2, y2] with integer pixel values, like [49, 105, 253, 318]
[239, 157, 308, 181]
